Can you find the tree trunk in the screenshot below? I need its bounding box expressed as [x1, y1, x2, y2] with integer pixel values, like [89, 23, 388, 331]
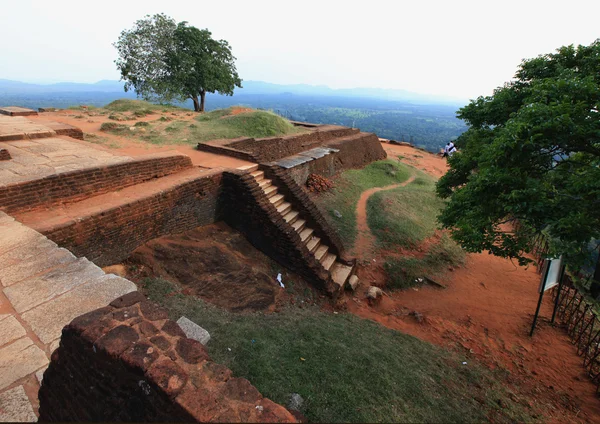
[200, 90, 206, 112]
[191, 96, 201, 112]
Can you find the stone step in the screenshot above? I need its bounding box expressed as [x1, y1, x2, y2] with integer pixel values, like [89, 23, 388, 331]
[299, 227, 314, 243]
[258, 178, 271, 189]
[251, 170, 264, 180]
[321, 252, 337, 271]
[276, 202, 292, 216]
[238, 164, 259, 172]
[306, 236, 321, 253]
[331, 262, 354, 289]
[283, 210, 299, 224]
[263, 185, 277, 198]
[314, 244, 329, 262]
[269, 193, 285, 207]
[291, 218, 306, 233]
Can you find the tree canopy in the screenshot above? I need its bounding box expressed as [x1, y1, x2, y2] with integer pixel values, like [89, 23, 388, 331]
[114, 14, 241, 112]
[437, 40, 600, 267]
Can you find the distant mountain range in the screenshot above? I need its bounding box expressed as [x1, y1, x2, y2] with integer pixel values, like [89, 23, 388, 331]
[0, 79, 466, 106]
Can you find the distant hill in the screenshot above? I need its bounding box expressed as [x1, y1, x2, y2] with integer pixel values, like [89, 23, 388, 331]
[0, 79, 468, 153]
[0, 79, 465, 106]
[0, 79, 125, 93]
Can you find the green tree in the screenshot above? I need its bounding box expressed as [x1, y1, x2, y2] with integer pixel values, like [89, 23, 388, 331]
[437, 40, 600, 268]
[114, 14, 241, 112]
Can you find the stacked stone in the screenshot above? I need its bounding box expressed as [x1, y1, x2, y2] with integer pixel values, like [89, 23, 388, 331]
[306, 173, 334, 193]
[38, 291, 296, 422]
[0, 148, 10, 161]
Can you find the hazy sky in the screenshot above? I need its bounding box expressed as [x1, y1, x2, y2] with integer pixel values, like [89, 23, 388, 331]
[1, 0, 598, 100]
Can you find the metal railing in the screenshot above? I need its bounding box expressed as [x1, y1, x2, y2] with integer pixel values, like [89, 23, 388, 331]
[552, 284, 600, 395]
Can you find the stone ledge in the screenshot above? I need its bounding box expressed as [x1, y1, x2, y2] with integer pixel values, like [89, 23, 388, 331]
[38, 291, 297, 422]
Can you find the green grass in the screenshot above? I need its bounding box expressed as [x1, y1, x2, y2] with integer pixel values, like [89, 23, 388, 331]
[365, 171, 465, 289]
[67, 105, 98, 111]
[385, 235, 466, 289]
[140, 277, 535, 423]
[192, 107, 302, 142]
[314, 160, 412, 248]
[103, 99, 183, 113]
[367, 173, 446, 249]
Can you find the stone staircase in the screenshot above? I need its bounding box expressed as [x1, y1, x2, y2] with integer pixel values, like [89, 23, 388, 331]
[249, 167, 355, 292]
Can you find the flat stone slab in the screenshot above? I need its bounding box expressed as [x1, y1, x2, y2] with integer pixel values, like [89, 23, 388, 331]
[0, 116, 53, 141]
[0, 237, 58, 273]
[298, 147, 339, 160]
[22, 274, 136, 344]
[1, 247, 76, 289]
[0, 337, 48, 390]
[177, 316, 211, 345]
[0, 224, 47, 257]
[0, 385, 37, 422]
[0, 107, 38, 117]
[0, 315, 27, 346]
[5, 257, 103, 313]
[0, 136, 132, 187]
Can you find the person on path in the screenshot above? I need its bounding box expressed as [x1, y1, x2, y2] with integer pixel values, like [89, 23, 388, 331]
[442, 143, 450, 158]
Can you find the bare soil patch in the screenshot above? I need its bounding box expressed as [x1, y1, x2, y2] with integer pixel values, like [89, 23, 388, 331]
[113, 222, 321, 313]
[345, 143, 600, 423]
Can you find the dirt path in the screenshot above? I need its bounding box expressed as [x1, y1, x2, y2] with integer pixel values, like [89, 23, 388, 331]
[346, 143, 600, 423]
[352, 175, 415, 259]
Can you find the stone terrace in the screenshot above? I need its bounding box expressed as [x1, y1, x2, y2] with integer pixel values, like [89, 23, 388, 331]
[0, 135, 132, 187]
[0, 212, 136, 420]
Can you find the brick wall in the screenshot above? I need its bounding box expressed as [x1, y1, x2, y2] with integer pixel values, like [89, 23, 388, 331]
[0, 153, 193, 214]
[220, 171, 339, 295]
[324, 132, 387, 170]
[263, 165, 348, 263]
[0, 148, 10, 161]
[44, 121, 84, 140]
[285, 153, 337, 186]
[38, 291, 296, 422]
[278, 133, 387, 187]
[43, 171, 223, 267]
[197, 126, 359, 163]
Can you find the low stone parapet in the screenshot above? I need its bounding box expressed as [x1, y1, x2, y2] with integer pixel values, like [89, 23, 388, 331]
[38, 291, 296, 422]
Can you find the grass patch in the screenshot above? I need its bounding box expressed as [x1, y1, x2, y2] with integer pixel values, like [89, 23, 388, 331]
[133, 121, 150, 127]
[67, 105, 98, 111]
[164, 120, 187, 133]
[104, 99, 183, 113]
[314, 160, 412, 248]
[99, 122, 130, 135]
[108, 113, 129, 121]
[385, 235, 465, 289]
[140, 277, 535, 423]
[193, 107, 302, 142]
[367, 173, 445, 249]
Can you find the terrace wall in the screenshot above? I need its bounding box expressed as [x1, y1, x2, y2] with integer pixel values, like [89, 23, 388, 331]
[0, 153, 193, 214]
[38, 291, 296, 422]
[43, 171, 223, 267]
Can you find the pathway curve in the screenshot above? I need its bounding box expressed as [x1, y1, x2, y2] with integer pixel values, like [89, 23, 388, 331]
[352, 175, 415, 259]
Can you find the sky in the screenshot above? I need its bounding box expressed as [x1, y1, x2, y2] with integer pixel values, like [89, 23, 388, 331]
[1, 0, 599, 100]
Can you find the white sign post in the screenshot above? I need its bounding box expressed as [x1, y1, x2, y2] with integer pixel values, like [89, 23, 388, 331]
[530, 257, 564, 337]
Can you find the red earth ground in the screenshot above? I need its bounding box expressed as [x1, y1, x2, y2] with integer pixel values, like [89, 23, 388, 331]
[345, 142, 600, 423]
[30, 109, 253, 169]
[28, 109, 600, 421]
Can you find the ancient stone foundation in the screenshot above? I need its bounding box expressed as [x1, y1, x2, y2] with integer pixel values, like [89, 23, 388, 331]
[38, 291, 296, 422]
